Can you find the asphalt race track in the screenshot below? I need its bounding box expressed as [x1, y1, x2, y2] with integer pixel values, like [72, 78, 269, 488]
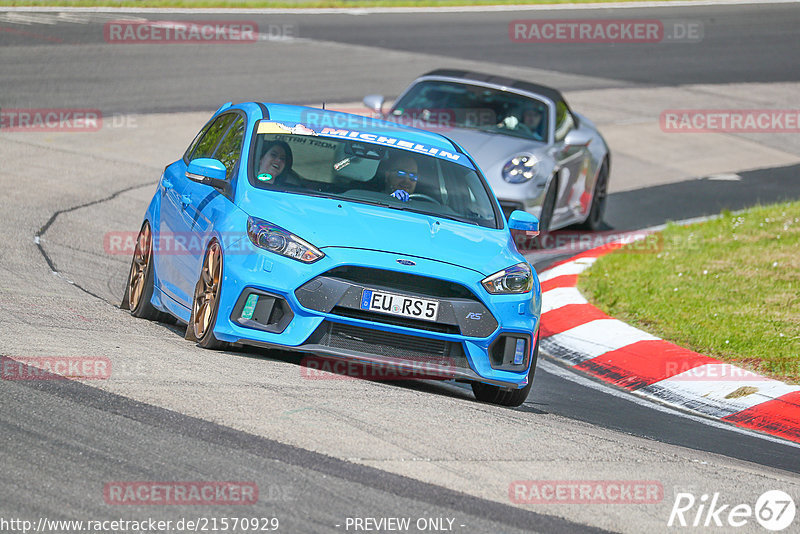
[1, 2, 800, 533]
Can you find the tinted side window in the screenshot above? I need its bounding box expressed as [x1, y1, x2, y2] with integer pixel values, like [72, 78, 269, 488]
[554, 100, 575, 142]
[213, 116, 246, 179]
[184, 119, 215, 162]
[190, 114, 235, 161]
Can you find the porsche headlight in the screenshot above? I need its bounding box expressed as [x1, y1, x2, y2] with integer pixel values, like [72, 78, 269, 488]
[481, 262, 533, 294]
[502, 154, 538, 183]
[247, 216, 324, 263]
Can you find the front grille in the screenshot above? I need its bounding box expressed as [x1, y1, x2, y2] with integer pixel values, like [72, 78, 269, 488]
[319, 322, 468, 368]
[331, 306, 461, 334]
[296, 267, 499, 339]
[324, 266, 477, 301]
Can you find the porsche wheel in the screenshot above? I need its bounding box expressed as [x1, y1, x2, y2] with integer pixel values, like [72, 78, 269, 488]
[580, 159, 609, 231]
[529, 178, 557, 250]
[539, 178, 557, 234]
[471, 336, 539, 407]
[187, 241, 228, 350]
[123, 221, 167, 321]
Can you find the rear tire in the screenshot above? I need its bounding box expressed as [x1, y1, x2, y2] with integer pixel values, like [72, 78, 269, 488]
[579, 158, 609, 231]
[529, 178, 557, 250]
[538, 178, 557, 234]
[187, 241, 229, 350]
[472, 336, 539, 407]
[123, 221, 171, 322]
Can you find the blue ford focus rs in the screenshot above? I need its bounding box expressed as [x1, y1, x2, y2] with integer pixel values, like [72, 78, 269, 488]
[122, 102, 542, 406]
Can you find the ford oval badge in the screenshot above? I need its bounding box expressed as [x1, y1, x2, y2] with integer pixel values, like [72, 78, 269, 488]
[396, 259, 416, 266]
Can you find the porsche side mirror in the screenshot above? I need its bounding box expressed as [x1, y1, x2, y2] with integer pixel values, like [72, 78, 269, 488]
[363, 94, 385, 114]
[563, 129, 592, 148]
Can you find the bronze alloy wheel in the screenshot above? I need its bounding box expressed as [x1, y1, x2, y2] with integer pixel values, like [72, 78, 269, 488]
[128, 223, 152, 310]
[192, 241, 222, 340]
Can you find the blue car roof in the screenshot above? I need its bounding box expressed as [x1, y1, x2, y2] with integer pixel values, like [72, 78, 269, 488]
[258, 102, 463, 154]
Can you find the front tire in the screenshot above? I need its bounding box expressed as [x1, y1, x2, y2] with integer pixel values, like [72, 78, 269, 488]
[123, 221, 170, 321]
[187, 241, 229, 350]
[471, 336, 539, 407]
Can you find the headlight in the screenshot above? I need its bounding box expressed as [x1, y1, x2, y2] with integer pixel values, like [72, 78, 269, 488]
[502, 154, 538, 183]
[247, 216, 324, 263]
[481, 262, 533, 294]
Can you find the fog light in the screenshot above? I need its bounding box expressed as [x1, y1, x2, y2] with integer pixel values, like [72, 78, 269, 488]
[514, 339, 526, 365]
[242, 294, 258, 320]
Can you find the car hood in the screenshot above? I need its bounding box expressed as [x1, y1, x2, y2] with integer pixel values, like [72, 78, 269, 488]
[443, 128, 546, 164]
[239, 189, 523, 277]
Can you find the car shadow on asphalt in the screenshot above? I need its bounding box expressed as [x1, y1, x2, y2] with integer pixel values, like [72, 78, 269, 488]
[179, 339, 551, 409]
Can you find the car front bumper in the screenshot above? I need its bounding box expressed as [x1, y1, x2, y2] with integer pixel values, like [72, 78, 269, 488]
[212, 243, 540, 389]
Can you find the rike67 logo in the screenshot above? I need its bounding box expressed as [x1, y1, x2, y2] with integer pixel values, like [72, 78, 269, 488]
[668, 490, 796, 531]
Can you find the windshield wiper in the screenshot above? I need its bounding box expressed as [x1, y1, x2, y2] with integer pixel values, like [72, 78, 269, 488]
[401, 207, 480, 226]
[307, 194, 482, 226]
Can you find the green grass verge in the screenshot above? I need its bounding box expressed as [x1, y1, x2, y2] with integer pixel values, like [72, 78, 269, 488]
[0, 0, 682, 8]
[578, 201, 800, 384]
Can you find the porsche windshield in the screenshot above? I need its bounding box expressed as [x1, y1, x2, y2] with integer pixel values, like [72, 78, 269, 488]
[391, 80, 550, 142]
[250, 125, 501, 229]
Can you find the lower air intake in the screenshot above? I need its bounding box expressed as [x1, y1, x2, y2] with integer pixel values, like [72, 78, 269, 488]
[320, 322, 467, 367]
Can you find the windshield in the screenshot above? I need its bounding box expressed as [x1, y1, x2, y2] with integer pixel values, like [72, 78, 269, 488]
[250, 122, 501, 229]
[391, 80, 550, 142]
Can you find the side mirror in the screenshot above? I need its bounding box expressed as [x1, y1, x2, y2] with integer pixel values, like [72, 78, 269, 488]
[187, 158, 227, 191]
[563, 129, 592, 148]
[508, 210, 539, 236]
[363, 94, 385, 114]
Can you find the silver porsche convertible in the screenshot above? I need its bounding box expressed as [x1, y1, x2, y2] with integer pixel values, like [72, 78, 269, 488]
[364, 69, 610, 232]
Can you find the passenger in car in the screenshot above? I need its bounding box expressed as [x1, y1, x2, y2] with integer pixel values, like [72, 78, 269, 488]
[522, 107, 545, 139]
[256, 141, 294, 184]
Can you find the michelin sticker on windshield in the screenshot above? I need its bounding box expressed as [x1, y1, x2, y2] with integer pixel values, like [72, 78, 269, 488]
[258, 122, 318, 136]
[257, 121, 467, 165]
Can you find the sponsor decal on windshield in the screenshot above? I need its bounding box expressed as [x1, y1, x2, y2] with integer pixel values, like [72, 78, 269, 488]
[256, 121, 470, 167]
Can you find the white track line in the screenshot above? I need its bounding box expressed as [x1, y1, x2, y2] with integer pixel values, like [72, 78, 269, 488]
[541, 287, 588, 314]
[546, 319, 660, 361]
[538, 257, 596, 282]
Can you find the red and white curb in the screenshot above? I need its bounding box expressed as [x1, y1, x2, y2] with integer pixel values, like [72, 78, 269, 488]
[537, 243, 800, 444]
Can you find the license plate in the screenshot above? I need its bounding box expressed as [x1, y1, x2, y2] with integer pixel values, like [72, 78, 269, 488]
[359, 289, 439, 322]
